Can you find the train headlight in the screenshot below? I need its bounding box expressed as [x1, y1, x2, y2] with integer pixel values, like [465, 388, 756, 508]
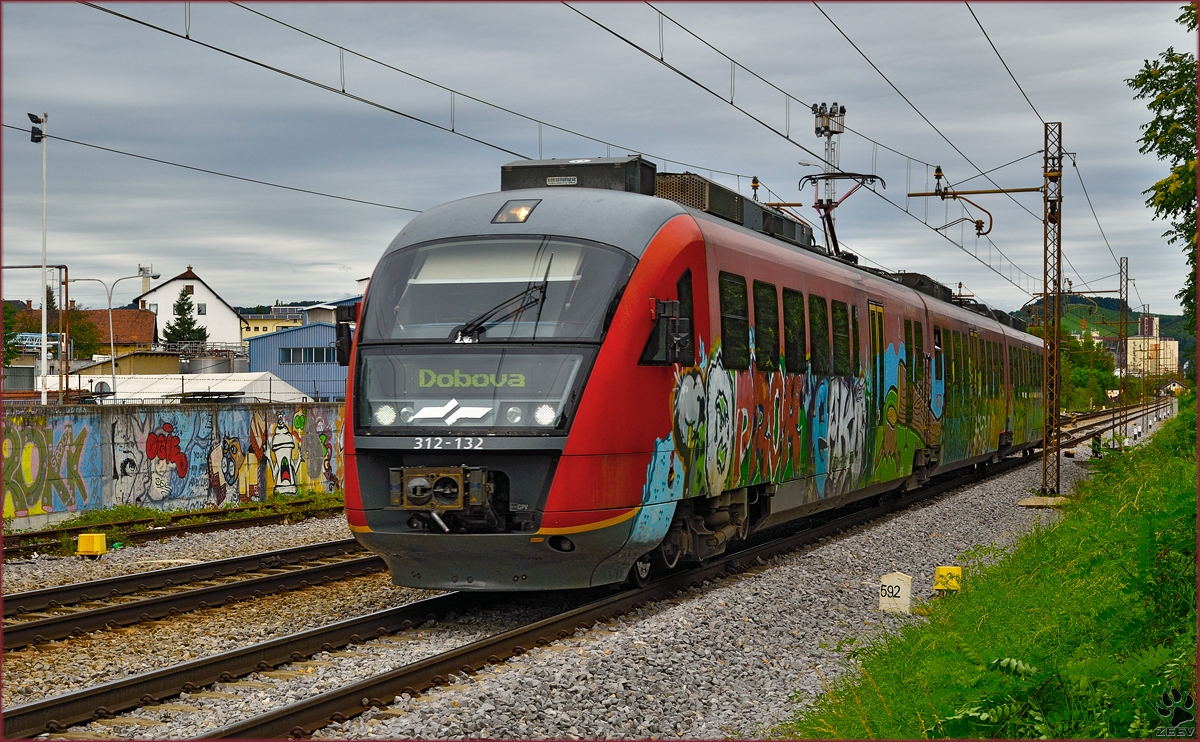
[506, 405, 523, 423]
[399, 406, 415, 423]
[534, 404, 556, 426]
[375, 404, 397, 426]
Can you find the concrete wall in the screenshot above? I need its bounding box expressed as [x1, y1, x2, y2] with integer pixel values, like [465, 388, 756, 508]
[3, 402, 344, 530]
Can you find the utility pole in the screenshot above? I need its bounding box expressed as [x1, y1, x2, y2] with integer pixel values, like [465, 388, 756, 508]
[1041, 122, 1064, 494]
[814, 102, 844, 253]
[29, 112, 48, 404]
[906, 125, 1055, 492]
[1118, 257, 1128, 445]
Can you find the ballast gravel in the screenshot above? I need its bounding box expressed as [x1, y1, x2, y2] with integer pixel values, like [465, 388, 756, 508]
[313, 456, 1088, 740]
[12, 436, 1134, 740]
[2, 514, 353, 594]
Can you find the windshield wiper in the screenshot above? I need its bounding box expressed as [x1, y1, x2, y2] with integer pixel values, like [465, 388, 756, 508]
[454, 255, 554, 343]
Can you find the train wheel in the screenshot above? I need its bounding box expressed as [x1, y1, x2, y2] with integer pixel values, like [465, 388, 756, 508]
[629, 553, 654, 588]
[655, 529, 684, 571]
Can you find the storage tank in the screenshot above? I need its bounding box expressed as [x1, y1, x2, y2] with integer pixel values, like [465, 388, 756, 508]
[232, 357, 250, 373]
[182, 356, 231, 374]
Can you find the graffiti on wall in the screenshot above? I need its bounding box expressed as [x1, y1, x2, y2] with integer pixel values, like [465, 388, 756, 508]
[4, 403, 345, 524]
[3, 413, 103, 518]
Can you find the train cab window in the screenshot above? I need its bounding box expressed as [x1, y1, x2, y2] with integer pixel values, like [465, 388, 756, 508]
[809, 294, 831, 376]
[677, 270, 696, 362]
[934, 327, 943, 381]
[783, 288, 806, 374]
[851, 306, 861, 376]
[359, 235, 636, 342]
[719, 272, 750, 370]
[832, 300, 852, 376]
[753, 281, 780, 372]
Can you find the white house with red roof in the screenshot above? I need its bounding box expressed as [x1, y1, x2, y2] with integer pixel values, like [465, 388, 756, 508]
[132, 266, 247, 345]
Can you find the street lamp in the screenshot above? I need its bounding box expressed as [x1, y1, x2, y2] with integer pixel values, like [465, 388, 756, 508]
[29, 112, 48, 403]
[69, 272, 159, 400]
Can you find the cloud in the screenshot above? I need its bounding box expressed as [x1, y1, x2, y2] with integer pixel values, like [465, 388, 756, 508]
[2, 2, 1191, 315]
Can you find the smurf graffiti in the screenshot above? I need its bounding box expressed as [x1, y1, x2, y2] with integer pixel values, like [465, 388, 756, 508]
[4, 403, 345, 527]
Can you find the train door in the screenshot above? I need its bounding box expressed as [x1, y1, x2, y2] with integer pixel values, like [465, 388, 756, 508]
[868, 301, 885, 423]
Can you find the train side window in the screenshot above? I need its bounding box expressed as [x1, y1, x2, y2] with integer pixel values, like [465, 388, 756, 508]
[719, 272, 750, 370]
[934, 326, 943, 381]
[852, 305, 861, 376]
[753, 280, 780, 371]
[677, 269, 696, 363]
[809, 294, 831, 376]
[783, 288, 806, 374]
[832, 300, 852, 376]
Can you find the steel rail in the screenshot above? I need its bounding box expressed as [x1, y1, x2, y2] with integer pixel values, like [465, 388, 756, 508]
[2, 591, 494, 739]
[2, 554, 384, 650]
[4, 538, 362, 618]
[202, 456, 1032, 739]
[4, 500, 320, 546]
[3, 504, 345, 559]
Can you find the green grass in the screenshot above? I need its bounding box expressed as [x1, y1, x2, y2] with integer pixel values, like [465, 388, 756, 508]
[773, 395, 1197, 739]
[4, 488, 345, 553]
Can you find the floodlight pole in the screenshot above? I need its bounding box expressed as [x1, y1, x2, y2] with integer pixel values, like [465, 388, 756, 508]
[37, 113, 48, 404]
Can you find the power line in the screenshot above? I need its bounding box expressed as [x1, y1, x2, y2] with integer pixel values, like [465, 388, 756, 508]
[1067, 154, 1123, 270]
[1, 123, 422, 212]
[644, 2, 935, 168]
[964, 6, 1123, 291]
[946, 149, 1042, 189]
[569, 2, 1036, 297]
[965, 3, 1044, 124]
[230, 2, 759, 184]
[812, 3, 1043, 227]
[82, 2, 533, 160]
[562, 2, 831, 168]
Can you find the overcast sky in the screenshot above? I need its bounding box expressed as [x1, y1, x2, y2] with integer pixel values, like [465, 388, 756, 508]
[3, 2, 1193, 317]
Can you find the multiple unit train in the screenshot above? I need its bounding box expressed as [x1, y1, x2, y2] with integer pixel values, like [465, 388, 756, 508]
[340, 156, 1045, 591]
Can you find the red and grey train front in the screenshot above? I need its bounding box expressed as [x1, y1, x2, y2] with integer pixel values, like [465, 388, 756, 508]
[342, 186, 690, 590]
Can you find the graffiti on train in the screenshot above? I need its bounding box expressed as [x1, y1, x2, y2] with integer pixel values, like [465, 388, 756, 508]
[3, 413, 103, 518]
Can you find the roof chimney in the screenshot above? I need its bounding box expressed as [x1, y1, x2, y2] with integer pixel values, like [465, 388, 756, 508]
[69, 299, 76, 310]
[25, 299, 32, 310]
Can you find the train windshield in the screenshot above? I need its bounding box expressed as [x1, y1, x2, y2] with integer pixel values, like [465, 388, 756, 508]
[359, 236, 635, 343]
[356, 346, 594, 433]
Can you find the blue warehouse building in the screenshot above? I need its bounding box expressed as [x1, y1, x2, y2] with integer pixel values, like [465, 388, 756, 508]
[247, 322, 346, 401]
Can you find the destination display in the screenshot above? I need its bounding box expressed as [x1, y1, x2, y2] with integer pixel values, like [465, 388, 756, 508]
[356, 347, 593, 432]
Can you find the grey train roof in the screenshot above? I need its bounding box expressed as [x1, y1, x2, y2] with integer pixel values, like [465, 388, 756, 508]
[382, 188, 689, 258]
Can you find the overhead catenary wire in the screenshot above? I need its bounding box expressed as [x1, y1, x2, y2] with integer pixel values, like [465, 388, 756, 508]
[229, 2, 762, 184]
[644, 2, 935, 168]
[965, 3, 1045, 125]
[82, 2, 534, 160]
[816, 2, 1041, 225]
[87, 2, 771, 197]
[963, 3, 1126, 287]
[568, 2, 1036, 298]
[1, 123, 423, 212]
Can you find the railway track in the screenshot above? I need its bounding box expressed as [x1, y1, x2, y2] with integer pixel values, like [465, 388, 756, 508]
[4, 453, 1035, 740]
[3, 501, 345, 559]
[2, 539, 378, 650]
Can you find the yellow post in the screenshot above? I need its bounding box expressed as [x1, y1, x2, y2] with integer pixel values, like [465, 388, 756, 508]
[76, 533, 107, 556]
[933, 566, 963, 592]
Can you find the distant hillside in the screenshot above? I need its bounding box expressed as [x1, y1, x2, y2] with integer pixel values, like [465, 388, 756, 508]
[1010, 296, 1194, 357]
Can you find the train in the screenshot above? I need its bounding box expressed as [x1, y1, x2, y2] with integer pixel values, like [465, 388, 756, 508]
[338, 155, 1045, 591]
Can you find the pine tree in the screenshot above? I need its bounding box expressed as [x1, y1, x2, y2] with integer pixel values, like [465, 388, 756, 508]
[1127, 3, 1197, 335]
[164, 287, 209, 343]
